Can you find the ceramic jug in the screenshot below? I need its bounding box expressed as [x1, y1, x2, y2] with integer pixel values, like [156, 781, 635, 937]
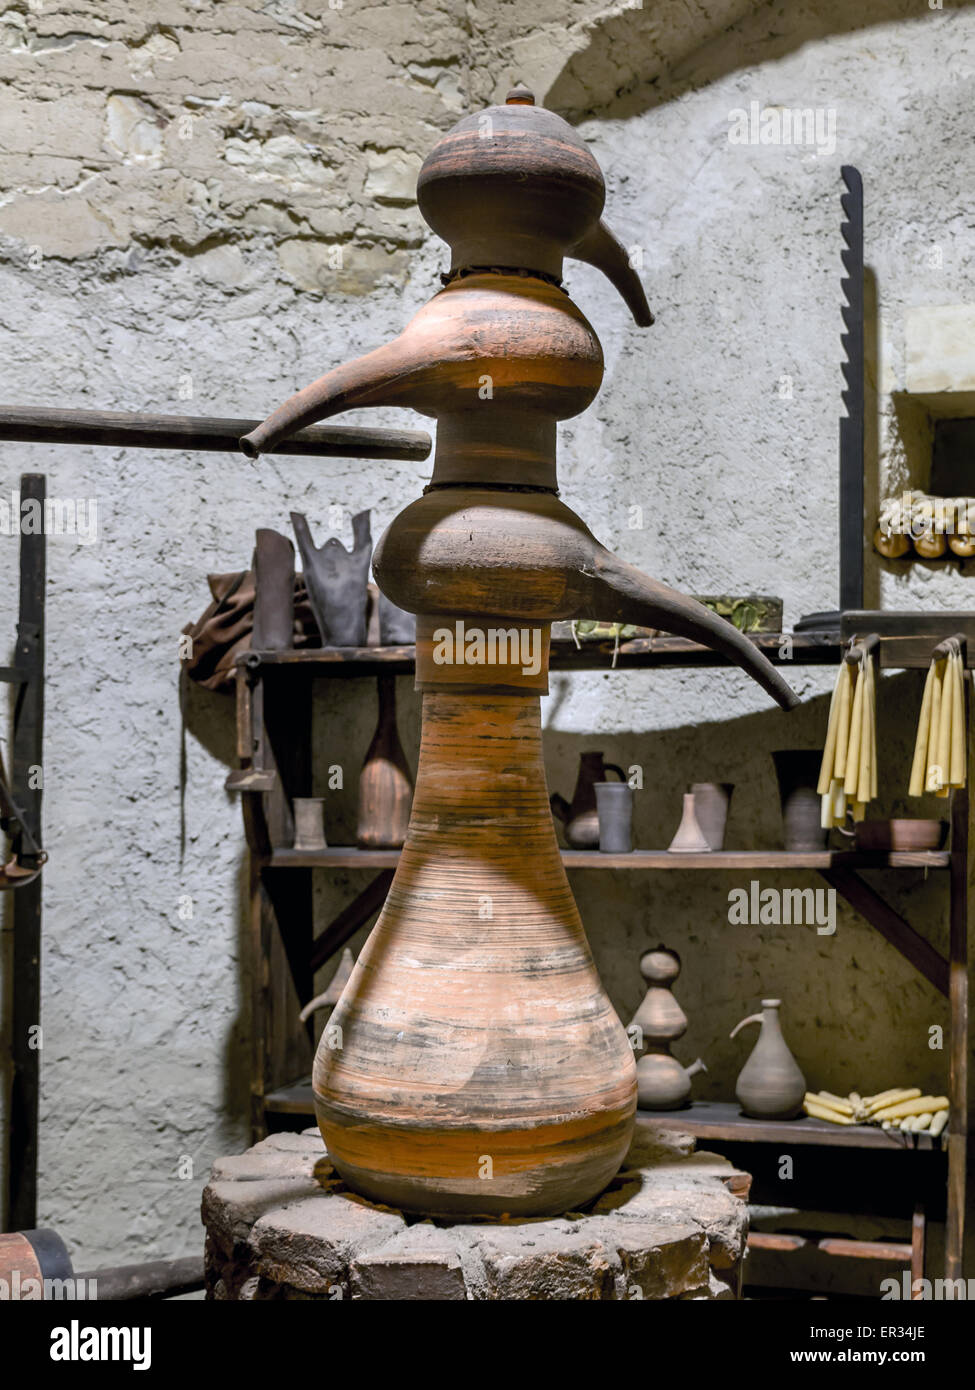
[730, 998, 806, 1119]
[551, 752, 625, 849]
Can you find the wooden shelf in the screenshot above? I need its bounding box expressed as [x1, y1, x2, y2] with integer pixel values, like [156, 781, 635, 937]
[265, 1079, 316, 1117]
[638, 1101, 943, 1152]
[243, 630, 842, 677]
[270, 846, 950, 871]
[240, 627, 975, 675]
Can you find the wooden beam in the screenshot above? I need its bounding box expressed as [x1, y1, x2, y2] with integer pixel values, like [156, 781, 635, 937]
[911, 1204, 926, 1295]
[310, 872, 394, 974]
[820, 867, 949, 996]
[945, 777, 970, 1279]
[747, 1232, 807, 1253]
[817, 1238, 912, 1261]
[0, 405, 431, 461]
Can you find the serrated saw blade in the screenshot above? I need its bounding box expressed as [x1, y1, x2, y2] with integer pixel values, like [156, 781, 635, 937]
[839, 165, 864, 612]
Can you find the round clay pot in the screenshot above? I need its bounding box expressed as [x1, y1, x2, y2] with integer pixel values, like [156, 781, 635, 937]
[772, 750, 827, 852]
[854, 818, 946, 852]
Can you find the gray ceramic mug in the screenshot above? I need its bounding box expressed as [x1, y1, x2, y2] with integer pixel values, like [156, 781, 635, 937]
[595, 780, 634, 853]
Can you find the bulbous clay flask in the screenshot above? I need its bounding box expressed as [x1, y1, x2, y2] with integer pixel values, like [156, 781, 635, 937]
[730, 999, 806, 1120]
[242, 89, 798, 1218]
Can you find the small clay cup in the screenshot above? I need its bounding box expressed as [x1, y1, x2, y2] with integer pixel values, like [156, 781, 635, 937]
[293, 797, 327, 852]
[854, 819, 946, 852]
[595, 781, 634, 853]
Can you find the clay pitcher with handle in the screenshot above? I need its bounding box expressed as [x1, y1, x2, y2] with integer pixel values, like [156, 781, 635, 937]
[730, 999, 806, 1119]
[551, 752, 626, 849]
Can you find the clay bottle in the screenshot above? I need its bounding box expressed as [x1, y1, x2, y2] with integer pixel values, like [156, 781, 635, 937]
[356, 675, 413, 848]
[730, 999, 806, 1120]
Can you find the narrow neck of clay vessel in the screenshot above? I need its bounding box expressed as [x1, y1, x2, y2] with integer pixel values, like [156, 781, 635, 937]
[760, 1003, 783, 1040]
[409, 687, 560, 854]
[430, 412, 558, 491]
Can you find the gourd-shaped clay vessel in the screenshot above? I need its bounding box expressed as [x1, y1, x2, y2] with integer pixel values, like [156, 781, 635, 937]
[630, 946, 706, 1110]
[730, 999, 807, 1120]
[241, 89, 798, 1216]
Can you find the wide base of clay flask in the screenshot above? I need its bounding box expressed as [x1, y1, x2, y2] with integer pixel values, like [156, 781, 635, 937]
[313, 685, 637, 1217]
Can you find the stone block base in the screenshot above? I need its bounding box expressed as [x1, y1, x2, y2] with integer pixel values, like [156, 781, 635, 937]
[202, 1126, 747, 1301]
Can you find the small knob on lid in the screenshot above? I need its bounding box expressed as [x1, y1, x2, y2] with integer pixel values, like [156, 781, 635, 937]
[506, 86, 535, 105]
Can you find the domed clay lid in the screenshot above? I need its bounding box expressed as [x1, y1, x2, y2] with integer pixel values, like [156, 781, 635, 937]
[417, 88, 606, 279]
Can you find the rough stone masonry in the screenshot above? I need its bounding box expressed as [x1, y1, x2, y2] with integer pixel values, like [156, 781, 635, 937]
[202, 1125, 748, 1300]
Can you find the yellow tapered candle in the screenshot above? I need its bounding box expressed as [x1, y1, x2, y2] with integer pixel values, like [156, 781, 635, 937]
[909, 662, 936, 796]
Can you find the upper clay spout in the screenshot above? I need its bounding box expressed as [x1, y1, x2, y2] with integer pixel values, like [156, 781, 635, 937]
[241, 274, 603, 485]
[417, 89, 652, 324]
[241, 90, 653, 465]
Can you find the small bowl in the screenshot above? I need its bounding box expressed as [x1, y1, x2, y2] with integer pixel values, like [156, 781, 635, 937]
[854, 819, 947, 852]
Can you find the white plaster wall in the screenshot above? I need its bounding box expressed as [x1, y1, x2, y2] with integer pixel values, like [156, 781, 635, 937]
[0, 0, 972, 1267]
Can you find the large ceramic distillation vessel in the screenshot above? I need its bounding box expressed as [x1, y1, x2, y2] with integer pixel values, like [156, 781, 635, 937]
[241, 89, 797, 1217]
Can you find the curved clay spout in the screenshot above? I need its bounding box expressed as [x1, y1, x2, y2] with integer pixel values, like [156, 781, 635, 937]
[240, 276, 602, 463]
[372, 489, 800, 711]
[570, 220, 654, 327]
[578, 546, 799, 711]
[730, 1012, 764, 1038]
[241, 333, 424, 458]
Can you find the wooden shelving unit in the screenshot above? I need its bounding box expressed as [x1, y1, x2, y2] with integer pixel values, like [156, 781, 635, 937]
[232, 630, 971, 1283]
[271, 846, 951, 871]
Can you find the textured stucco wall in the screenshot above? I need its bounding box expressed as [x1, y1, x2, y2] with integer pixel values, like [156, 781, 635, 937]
[0, 0, 973, 1269]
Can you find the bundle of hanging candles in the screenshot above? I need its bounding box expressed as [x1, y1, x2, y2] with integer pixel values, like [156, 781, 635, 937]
[818, 639, 878, 827]
[908, 637, 966, 798]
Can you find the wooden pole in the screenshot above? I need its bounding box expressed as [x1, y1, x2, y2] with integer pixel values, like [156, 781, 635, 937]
[945, 692, 971, 1279]
[0, 405, 430, 462]
[8, 474, 46, 1230]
